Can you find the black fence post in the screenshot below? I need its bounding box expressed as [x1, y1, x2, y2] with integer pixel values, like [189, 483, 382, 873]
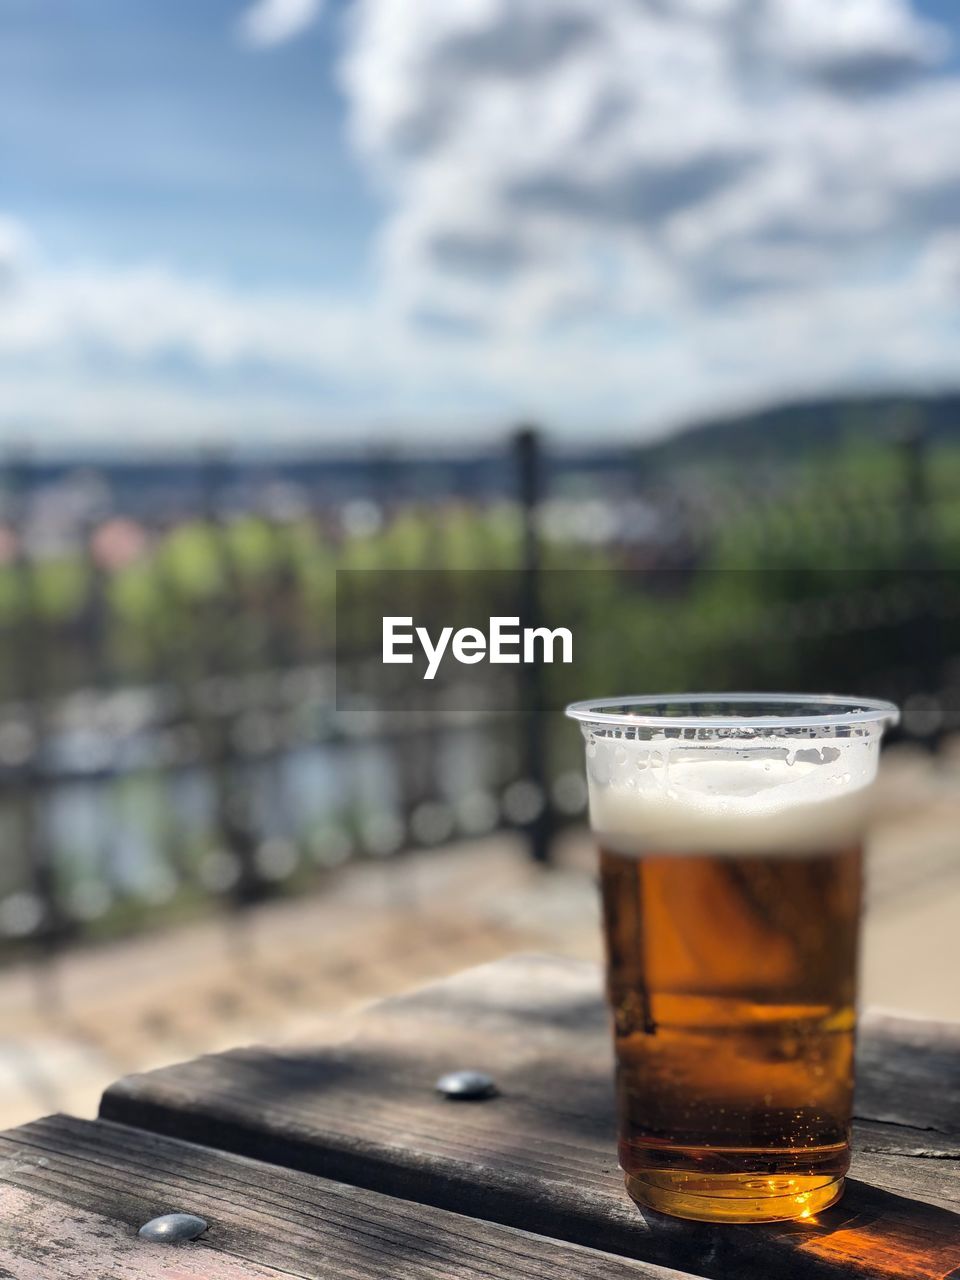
[199, 450, 270, 913]
[514, 426, 552, 864]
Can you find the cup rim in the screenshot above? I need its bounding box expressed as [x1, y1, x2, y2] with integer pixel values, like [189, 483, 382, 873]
[564, 693, 900, 731]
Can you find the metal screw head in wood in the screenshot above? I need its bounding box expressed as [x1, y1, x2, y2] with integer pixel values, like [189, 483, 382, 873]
[435, 1070, 498, 1100]
[138, 1213, 208, 1242]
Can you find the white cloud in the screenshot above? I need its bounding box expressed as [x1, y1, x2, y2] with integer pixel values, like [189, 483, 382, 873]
[0, 238, 397, 440]
[237, 0, 324, 49]
[0, 258, 366, 370]
[0, 215, 33, 289]
[4, 0, 960, 443]
[340, 0, 960, 369]
[0, 217, 957, 443]
[763, 0, 945, 86]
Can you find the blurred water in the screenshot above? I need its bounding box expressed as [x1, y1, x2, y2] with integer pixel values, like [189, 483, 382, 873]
[0, 720, 510, 928]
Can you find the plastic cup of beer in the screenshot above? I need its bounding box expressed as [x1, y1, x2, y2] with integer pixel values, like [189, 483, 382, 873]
[566, 694, 898, 1224]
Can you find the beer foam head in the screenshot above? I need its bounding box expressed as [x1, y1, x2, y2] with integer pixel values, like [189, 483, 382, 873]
[585, 735, 881, 856]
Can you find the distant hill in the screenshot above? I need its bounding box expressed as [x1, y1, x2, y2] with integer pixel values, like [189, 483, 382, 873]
[3, 391, 960, 515]
[634, 391, 960, 472]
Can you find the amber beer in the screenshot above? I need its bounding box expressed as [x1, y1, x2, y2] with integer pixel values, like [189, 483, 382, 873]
[566, 696, 898, 1224]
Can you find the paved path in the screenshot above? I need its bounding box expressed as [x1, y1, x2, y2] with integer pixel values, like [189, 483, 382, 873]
[0, 744, 956, 1131]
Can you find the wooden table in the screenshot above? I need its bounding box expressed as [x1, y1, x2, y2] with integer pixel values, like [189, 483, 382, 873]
[0, 955, 957, 1279]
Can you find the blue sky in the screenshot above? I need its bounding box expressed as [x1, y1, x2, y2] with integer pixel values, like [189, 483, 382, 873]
[2, 0, 960, 447]
[1, 0, 374, 289]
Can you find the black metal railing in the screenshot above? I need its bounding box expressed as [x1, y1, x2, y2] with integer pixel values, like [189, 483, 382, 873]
[0, 423, 956, 969]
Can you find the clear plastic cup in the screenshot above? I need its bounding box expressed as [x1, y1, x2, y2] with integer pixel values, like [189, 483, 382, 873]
[566, 694, 898, 1223]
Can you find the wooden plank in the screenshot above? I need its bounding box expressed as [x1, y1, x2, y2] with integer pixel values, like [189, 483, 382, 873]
[101, 954, 960, 1280]
[0, 1113, 688, 1280]
[0, 1184, 284, 1280]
